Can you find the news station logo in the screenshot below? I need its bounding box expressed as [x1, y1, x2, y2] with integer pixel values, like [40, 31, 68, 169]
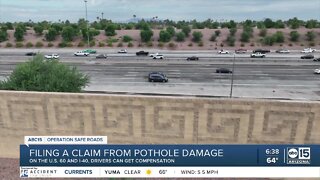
[287, 147, 311, 164]
[20, 168, 29, 178]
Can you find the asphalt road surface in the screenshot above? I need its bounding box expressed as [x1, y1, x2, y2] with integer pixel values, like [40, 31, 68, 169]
[0, 49, 320, 100]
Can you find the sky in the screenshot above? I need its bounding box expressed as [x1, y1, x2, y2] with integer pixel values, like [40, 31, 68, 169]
[0, 0, 319, 22]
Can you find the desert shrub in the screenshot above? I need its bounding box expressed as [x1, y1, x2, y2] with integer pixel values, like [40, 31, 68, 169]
[89, 41, 95, 47]
[300, 43, 304, 46]
[250, 42, 255, 47]
[182, 26, 191, 36]
[168, 42, 176, 48]
[128, 42, 133, 47]
[25, 42, 34, 48]
[78, 41, 85, 47]
[259, 28, 267, 37]
[226, 35, 235, 46]
[138, 43, 143, 47]
[220, 43, 224, 47]
[176, 32, 186, 42]
[229, 28, 237, 36]
[188, 43, 193, 47]
[158, 42, 164, 48]
[263, 36, 275, 46]
[66, 42, 73, 47]
[288, 43, 293, 46]
[47, 42, 54, 47]
[272, 31, 284, 43]
[210, 34, 216, 42]
[6, 42, 13, 47]
[309, 42, 315, 46]
[35, 41, 44, 47]
[240, 43, 245, 47]
[146, 41, 153, 47]
[16, 42, 24, 48]
[98, 42, 105, 47]
[198, 41, 204, 47]
[107, 42, 113, 47]
[58, 41, 67, 48]
[117, 42, 123, 47]
[215, 30, 221, 36]
[306, 31, 316, 41]
[240, 31, 250, 42]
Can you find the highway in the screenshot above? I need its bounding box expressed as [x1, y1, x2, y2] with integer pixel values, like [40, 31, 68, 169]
[0, 49, 320, 100]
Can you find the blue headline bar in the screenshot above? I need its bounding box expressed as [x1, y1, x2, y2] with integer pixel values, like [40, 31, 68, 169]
[20, 145, 320, 167]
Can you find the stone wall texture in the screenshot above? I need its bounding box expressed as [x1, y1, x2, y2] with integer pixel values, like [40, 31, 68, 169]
[0, 90, 319, 158]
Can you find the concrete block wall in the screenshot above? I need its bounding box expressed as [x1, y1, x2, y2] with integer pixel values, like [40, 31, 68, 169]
[0, 91, 319, 158]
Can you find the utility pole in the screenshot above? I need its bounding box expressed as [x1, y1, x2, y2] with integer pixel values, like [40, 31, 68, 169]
[84, 0, 90, 48]
[230, 54, 235, 98]
[101, 12, 104, 20]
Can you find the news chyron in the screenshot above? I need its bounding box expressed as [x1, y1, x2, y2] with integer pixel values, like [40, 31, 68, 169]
[20, 136, 320, 178]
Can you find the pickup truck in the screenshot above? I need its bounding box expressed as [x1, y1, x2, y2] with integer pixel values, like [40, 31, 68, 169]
[136, 51, 149, 56]
[250, 52, 266, 58]
[45, 54, 59, 59]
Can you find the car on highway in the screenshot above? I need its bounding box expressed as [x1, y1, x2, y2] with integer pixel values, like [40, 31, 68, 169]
[301, 48, 316, 53]
[313, 58, 320, 61]
[253, 49, 270, 53]
[136, 51, 149, 56]
[275, 49, 290, 53]
[118, 49, 127, 53]
[251, 52, 266, 58]
[152, 54, 164, 59]
[74, 51, 90, 56]
[218, 49, 229, 54]
[314, 68, 320, 74]
[235, 49, 247, 54]
[148, 72, 168, 82]
[149, 53, 159, 57]
[186, 56, 199, 61]
[95, 54, 107, 59]
[83, 49, 97, 54]
[301, 54, 314, 59]
[44, 54, 59, 59]
[25, 52, 37, 56]
[216, 68, 232, 73]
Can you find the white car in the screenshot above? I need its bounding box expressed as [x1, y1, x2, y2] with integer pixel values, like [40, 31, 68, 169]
[74, 51, 89, 56]
[250, 52, 266, 58]
[314, 69, 320, 74]
[153, 54, 164, 59]
[149, 53, 159, 57]
[45, 54, 59, 59]
[118, 49, 127, 53]
[301, 48, 316, 53]
[218, 50, 229, 54]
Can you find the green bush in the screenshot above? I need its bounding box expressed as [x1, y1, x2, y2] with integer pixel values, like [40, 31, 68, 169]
[166, 26, 175, 37]
[290, 31, 300, 42]
[0, 55, 89, 92]
[47, 42, 54, 47]
[192, 31, 203, 42]
[25, 42, 34, 48]
[272, 31, 284, 43]
[229, 28, 237, 36]
[16, 42, 24, 48]
[226, 35, 235, 46]
[45, 28, 58, 41]
[107, 42, 113, 47]
[105, 24, 117, 36]
[35, 41, 44, 47]
[122, 35, 132, 42]
[263, 36, 275, 46]
[14, 26, 24, 41]
[176, 32, 186, 42]
[6, 42, 13, 47]
[306, 31, 316, 41]
[66, 42, 73, 47]
[240, 31, 250, 42]
[0, 30, 8, 42]
[159, 30, 171, 42]
[128, 42, 134, 47]
[182, 26, 191, 36]
[140, 29, 153, 42]
[98, 42, 105, 47]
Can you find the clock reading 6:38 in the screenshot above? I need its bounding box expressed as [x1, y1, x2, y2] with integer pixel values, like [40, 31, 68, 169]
[265, 149, 280, 155]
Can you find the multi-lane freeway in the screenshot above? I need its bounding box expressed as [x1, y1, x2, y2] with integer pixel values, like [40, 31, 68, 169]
[0, 49, 320, 100]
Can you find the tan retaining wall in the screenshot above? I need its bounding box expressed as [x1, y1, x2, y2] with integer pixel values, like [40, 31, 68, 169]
[0, 91, 319, 158]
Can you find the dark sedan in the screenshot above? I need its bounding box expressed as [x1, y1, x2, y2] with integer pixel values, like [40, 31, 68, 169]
[313, 58, 320, 61]
[301, 54, 314, 59]
[96, 54, 107, 59]
[216, 68, 232, 73]
[25, 52, 37, 56]
[136, 51, 149, 56]
[253, 49, 271, 53]
[186, 56, 199, 61]
[148, 72, 168, 82]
